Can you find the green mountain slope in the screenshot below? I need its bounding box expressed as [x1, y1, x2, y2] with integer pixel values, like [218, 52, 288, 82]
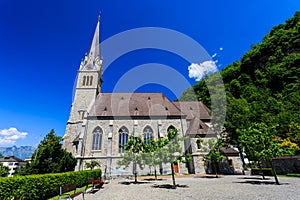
[179, 12, 300, 148]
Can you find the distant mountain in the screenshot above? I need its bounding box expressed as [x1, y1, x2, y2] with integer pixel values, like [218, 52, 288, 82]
[0, 146, 36, 160]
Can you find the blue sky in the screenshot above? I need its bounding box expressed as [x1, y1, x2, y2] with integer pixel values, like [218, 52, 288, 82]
[0, 0, 299, 147]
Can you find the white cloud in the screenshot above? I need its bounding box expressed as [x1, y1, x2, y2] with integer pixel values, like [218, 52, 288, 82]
[212, 53, 217, 58]
[188, 60, 217, 81]
[219, 47, 223, 51]
[0, 127, 28, 146]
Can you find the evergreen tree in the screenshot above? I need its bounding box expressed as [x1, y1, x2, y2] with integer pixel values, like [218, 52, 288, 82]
[18, 129, 76, 175]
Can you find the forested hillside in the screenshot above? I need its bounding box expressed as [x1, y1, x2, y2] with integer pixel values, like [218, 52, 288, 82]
[179, 12, 300, 151]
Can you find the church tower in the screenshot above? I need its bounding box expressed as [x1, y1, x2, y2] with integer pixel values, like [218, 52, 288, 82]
[63, 16, 102, 155]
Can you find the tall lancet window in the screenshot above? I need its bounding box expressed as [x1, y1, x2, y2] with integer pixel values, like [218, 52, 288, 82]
[86, 76, 90, 86]
[92, 127, 102, 150]
[89, 76, 93, 86]
[82, 76, 86, 86]
[119, 126, 129, 153]
[143, 126, 153, 145]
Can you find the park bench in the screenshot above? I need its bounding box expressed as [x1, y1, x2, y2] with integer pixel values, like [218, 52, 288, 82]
[58, 183, 84, 200]
[86, 178, 104, 193]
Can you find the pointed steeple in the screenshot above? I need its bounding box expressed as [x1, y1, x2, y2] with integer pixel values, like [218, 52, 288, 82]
[88, 15, 101, 60]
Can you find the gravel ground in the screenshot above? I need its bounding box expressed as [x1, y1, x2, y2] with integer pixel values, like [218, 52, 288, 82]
[77, 175, 300, 200]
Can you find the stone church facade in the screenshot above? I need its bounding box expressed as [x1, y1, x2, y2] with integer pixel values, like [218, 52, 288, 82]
[62, 17, 242, 177]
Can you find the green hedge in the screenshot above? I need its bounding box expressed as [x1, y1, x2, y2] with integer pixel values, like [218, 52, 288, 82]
[251, 168, 274, 176]
[0, 169, 101, 200]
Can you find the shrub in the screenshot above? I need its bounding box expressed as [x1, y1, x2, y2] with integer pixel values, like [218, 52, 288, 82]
[0, 169, 101, 199]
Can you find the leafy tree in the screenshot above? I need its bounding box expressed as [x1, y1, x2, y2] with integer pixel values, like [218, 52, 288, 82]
[0, 153, 3, 158]
[238, 123, 282, 185]
[160, 129, 191, 189]
[117, 135, 144, 183]
[203, 138, 225, 178]
[18, 129, 76, 175]
[0, 163, 9, 177]
[118, 129, 190, 188]
[85, 160, 101, 170]
[141, 138, 168, 180]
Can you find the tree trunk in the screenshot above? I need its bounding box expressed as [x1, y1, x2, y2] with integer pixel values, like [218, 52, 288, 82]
[154, 167, 157, 180]
[269, 159, 280, 185]
[171, 163, 177, 189]
[133, 160, 137, 183]
[237, 144, 246, 175]
[213, 162, 218, 178]
[259, 161, 265, 180]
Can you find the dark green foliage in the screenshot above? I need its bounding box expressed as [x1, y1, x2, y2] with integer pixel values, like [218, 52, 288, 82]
[0, 163, 9, 177]
[0, 169, 101, 200]
[17, 129, 77, 175]
[179, 11, 300, 150]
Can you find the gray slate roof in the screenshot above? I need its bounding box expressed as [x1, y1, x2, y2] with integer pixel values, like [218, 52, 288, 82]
[89, 93, 184, 117]
[0, 156, 25, 163]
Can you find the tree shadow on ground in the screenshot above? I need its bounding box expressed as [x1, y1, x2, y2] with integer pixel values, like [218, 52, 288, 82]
[142, 178, 166, 181]
[234, 180, 289, 185]
[152, 184, 189, 189]
[237, 176, 271, 180]
[118, 181, 151, 185]
[194, 175, 223, 179]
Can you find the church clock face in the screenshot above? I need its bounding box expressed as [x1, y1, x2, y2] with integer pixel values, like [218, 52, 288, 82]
[85, 63, 94, 70]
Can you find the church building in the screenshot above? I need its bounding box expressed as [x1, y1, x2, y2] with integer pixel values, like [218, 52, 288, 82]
[62, 17, 241, 177]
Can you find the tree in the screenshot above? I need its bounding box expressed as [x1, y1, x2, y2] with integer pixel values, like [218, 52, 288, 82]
[18, 129, 76, 175]
[117, 135, 144, 183]
[0, 163, 9, 177]
[160, 128, 191, 189]
[141, 138, 168, 180]
[238, 123, 282, 185]
[117, 129, 190, 188]
[203, 138, 225, 178]
[85, 160, 101, 170]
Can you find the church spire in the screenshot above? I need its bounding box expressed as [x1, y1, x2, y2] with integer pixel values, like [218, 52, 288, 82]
[88, 15, 101, 60]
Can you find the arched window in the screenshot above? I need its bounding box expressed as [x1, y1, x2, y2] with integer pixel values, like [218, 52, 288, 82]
[167, 125, 176, 133]
[167, 125, 176, 142]
[119, 126, 129, 153]
[92, 127, 102, 150]
[143, 126, 153, 145]
[89, 76, 93, 86]
[82, 76, 86, 86]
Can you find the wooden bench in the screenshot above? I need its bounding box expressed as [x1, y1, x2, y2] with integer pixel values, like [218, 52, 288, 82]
[86, 178, 104, 193]
[58, 183, 84, 200]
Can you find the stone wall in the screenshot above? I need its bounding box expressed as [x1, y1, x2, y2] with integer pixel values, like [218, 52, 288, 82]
[263, 156, 300, 174]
